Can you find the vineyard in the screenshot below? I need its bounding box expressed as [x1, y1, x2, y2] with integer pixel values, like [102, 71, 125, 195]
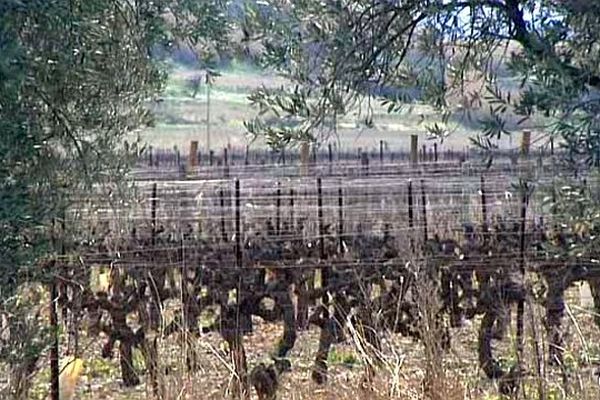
[6, 1, 600, 400]
[16, 142, 600, 399]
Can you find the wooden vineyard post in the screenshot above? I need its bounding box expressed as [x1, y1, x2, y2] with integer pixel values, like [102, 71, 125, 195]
[235, 180, 245, 322]
[480, 175, 489, 243]
[234, 179, 244, 296]
[148, 146, 153, 167]
[236, 178, 252, 337]
[209, 150, 214, 167]
[146, 181, 164, 395]
[189, 141, 198, 168]
[380, 140, 384, 164]
[420, 180, 428, 242]
[244, 145, 249, 166]
[422, 145, 427, 163]
[49, 265, 60, 400]
[220, 188, 227, 243]
[221, 181, 249, 400]
[521, 130, 531, 158]
[516, 182, 529, 390]
[328, 143, 333, 175]
[235, 179, 253, 330]
[294, 185, 309, 329]
[410, 135, 418, 166]
[361, 151, 369, 176]
[276, 182, 281, 236]
[333, 185, 346, 343]
[147, 182, 163, 398]
[289, 188, 295, 230]
[338, 186, 344, 254]
[434, 143, 438, 163]
[151, 183, 158, 246]
[224, 147, 229, 178]
[300, 141, 309, 176]
[408, 180, 414, 252]
[317, 177, 328, 305]
[235, 179, 242, 270]
[62, 214, 81, 358]
[49, 213, 66, 400]
[480, 176, 487, 228]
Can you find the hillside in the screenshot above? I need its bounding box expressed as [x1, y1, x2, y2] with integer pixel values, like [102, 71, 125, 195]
[142, 60, 542, 154]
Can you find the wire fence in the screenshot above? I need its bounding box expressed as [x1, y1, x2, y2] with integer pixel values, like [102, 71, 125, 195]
[35, 142, 600, 399]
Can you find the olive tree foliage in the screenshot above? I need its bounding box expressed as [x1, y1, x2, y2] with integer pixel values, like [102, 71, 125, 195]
[0, 0, 230, 396]
[241, 0, 600, 158]
[241, 0, 600, 285]
[239, 0, 600, 276]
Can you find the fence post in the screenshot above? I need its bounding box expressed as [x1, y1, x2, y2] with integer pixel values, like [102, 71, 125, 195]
[289, 188, 295, 230]
[224, 147, 229, 178]
[361, 152, 369, 176]
[521, 130, 531, 158]
[479, 174, 492, 260]
[380, 140, 384, 164]
[49, 263, 60, 400]
[317, 177, 328, 305]
[328, 143, 333, 175]
[480, 176, 487, 223]
[276, 182, 281, 236]
[151, 183, 157, 246]
[300, 141, 309, 176]
[420, 180, 428, 241]
[220, 188, 227, 243]
[410, 135, 418, 166]
[235, 180, 242, 267]
[434, 143, 438, 163]
[408, 180, 414, 252]
[516, 182, 529, 385]
[338, 186, 344, 253]
[189, 141, 198, 168]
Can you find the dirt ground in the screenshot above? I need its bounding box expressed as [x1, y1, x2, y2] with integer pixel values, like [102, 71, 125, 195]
[25, 284, 600, 400]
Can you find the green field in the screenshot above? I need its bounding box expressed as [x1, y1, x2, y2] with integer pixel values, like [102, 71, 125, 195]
[140, 63, 525, 155]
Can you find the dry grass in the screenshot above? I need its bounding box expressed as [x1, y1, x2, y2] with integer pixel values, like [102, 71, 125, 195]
[11, 278, 598, 400]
